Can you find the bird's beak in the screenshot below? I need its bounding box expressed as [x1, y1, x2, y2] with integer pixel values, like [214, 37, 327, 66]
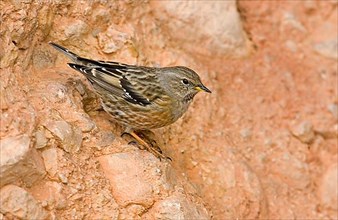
[195, 84, 211, 93]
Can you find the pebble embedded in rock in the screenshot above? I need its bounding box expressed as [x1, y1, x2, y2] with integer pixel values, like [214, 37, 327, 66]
[34, 128, 48, 149]
[240, 128, 252, 140]
[149, 194, 210, 220]
[318, 163, 338, 210]
[94, 130, 115, 149]
[328, 104, 338, 119]
[0, 185, 48, 219]
[44, 120, 83, 153]
[313, 39, 338, 60]
[41, 148, 59, 177]
[58, 173, 68, 184]
[0, 135, 46, 187]
[98, 152, 156, 207]
[64, 20, 89, 37]
[290, 121, 316, 144]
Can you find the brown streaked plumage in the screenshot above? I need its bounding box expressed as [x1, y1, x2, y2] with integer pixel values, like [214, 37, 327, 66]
[49, 42, 211, 159]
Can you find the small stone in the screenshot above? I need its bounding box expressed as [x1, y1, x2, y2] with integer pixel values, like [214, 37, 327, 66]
[45, 83, 69, 103]
[97, 26, 131, 54]
[75, 184, 83, 190]
[71, 208, 77, 219]
[264, 138, 273, 147]
[41, 200, 48, 208]
[313, 39, 338, 60]
[285, 40, 298, 52]
[44, 120, 82, 153]
[58, 173, 68, 184]
[303, 0, 316, 13]
[32, 45, 56, 69]
[328, 104, 338, 119]
[55, 198, 67, 210]
[95, 130, 115, 149]
[153, 197, 184, 220]
[282, 12, 307, 33]
[93, 8, 111, 24]
[318, 163, 338, 210]
[0, 185, 48, 219]
[240, 128, 252, 140]
[191, 160, 198, 167]
[34, 128, 48, 149]
[149, 194, 210, 220]
[290, 121, 315, 144]
[70, 112, 96, 133]
[0, 135, 46, 187]
[125, 204, 146, 218]
[41, 148, 58, 177]
[64, 20, 89, 37]
[73, 80, 86, 96]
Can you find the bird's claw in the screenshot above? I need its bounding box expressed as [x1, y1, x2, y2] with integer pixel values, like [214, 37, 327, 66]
[122, 130, 170, 161]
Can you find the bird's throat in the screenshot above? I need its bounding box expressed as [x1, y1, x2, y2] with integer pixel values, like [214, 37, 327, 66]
[183, 92, 197, 103]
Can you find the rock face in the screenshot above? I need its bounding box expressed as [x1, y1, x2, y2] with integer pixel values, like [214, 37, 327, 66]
[0, 185, 48, 219]
[150, 0, 251, 58]
[0, 0, 337, 219]
[99, 152, 157, 208]
[99, 151, 209, 219]
[0, 135, 46, 188]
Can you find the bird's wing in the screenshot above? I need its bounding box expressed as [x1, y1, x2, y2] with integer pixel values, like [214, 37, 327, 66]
[68, 63, 161, 106]
[49, 42, 161, 106]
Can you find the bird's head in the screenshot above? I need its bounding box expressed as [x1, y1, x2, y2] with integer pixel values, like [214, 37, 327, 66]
[158, 66, 211, 103]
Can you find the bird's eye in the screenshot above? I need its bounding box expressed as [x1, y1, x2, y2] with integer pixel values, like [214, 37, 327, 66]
[182, 79, 189, 85]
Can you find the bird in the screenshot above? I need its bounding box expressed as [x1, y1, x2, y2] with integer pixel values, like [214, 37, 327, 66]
[49, 42, 211, 159]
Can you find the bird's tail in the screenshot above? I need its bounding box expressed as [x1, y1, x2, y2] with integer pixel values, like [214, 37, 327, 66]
[49, 42, 81, 63]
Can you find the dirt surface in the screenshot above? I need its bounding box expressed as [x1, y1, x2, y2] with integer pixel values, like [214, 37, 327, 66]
[0, 0, 337, 219]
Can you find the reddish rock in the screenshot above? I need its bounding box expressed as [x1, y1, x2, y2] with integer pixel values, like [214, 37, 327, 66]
[0, 0, 337, 219]
[150, 0, 251, 58]
[43, 120, 82, 153]
[98, 151, 159, 208]
[99, 150, 211, 219]
[34, 128, 48, 149]
[290, 121, 316, 144]
[0, 185, 48, 219]
[148, 193, 209, 220]
[41, 148, 59, 177]
[0, 135, 46, 187]
[29, 181, 64, 210]
[188, 148, 267, 219]
[318, 163, 338, 212]
[267, 150, 311, 189]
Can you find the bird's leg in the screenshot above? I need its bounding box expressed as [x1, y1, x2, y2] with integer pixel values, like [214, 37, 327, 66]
[121, 132, 130, 138]
[137, 132, 162, 153]
[127, 140, 139, 146]
[122, 128, 168, 160]
[132, 131, 172, 161]
[129, 131, 168, 160]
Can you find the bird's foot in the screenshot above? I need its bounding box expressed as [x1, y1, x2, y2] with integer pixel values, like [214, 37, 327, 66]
[122, 130, 171, 161]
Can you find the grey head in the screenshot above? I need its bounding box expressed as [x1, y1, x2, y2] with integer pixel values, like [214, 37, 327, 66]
[157, 66, 211, 103]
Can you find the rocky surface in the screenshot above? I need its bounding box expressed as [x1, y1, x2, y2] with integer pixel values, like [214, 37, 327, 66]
[0, 185, 48, 219]
[0, 0, 337, 219]
[0, 135, 46, 188]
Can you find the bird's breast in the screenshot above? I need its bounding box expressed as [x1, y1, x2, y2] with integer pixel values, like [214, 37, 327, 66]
[100, 93, 191, 130]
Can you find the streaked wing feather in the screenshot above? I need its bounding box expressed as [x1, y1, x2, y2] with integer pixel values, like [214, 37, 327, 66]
[77, 57, 126, 69]
[120, 77, 151, 105]
[68, 63, 124, 96]
[68, 62, 160, 106]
